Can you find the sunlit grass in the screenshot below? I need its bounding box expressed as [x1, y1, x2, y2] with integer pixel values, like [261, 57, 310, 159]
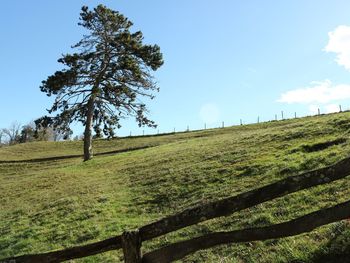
[1, 112, 350, 262]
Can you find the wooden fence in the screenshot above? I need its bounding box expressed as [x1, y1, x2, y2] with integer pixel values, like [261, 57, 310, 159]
[130, 107, 347, 137]
[2, 155, 350, 263]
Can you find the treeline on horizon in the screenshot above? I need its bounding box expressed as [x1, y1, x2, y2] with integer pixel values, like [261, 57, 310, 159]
[0, 120, 85, 146]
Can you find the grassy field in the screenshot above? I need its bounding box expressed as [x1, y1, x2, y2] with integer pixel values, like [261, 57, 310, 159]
[1, 112, 350, 262]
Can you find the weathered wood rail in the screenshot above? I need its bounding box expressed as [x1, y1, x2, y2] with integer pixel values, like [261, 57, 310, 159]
[2, 155, 350, 263]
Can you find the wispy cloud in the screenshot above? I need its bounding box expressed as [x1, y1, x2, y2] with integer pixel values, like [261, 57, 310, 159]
[278, 26, 350, 113]
[325, 103, 340, 113]
[324, 25, 350, 71]
[247, 67, 257, 73]
[308, 104, 340, 115]
[277, 80, 350, 104]
[199, 103, 220, 124]
[308, 105, 319, 115]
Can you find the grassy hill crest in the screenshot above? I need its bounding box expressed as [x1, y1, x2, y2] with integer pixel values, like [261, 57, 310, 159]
[1, 112, 350, 262]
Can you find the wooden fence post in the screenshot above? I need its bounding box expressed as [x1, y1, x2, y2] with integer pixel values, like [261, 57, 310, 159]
[122, 230, 142, 263]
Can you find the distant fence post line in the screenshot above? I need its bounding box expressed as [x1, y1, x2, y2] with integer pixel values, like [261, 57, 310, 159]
[129, 106, 348, 137]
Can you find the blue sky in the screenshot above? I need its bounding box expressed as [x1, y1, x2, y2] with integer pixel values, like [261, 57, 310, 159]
[2, 0, 350, 136]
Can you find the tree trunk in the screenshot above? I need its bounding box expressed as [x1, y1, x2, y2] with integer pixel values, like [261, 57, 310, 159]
[83, 96, 95, 161]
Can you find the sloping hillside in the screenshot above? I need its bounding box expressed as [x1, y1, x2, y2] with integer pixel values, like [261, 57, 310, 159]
[1, 112, 350, 262]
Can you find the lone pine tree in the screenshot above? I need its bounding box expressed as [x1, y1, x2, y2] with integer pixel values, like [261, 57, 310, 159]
[39, 5, 163, 161]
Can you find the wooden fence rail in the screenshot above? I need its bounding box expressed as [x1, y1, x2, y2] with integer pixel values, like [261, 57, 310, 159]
[2, 155, 350, 263]
[143, 200, 350, 262]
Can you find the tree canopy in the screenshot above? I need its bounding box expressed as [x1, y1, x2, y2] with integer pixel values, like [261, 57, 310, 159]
[38, 5, 163, 160]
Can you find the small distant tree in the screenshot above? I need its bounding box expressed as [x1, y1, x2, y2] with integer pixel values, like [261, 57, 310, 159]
[0, 129, 5, 146]
[34, 117, 72, 141]
[19, 122, 36, 143]
[33, 122, 51, 141]
[3, 122, 21, 145]
[38, 5, 163, 161]
[50, 127, 71, 141]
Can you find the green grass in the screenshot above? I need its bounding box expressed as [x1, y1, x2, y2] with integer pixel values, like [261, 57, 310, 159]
[1, 112, 350, 262]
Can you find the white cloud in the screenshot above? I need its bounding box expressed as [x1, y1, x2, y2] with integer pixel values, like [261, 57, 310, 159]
[308, 105, 319, 115]
[325, 104, 340, 113]
[324, 25, 350, 70]
[308, 104, 340, 115]
[277, 79, 350, 104]
[199, 103, 220, 124]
